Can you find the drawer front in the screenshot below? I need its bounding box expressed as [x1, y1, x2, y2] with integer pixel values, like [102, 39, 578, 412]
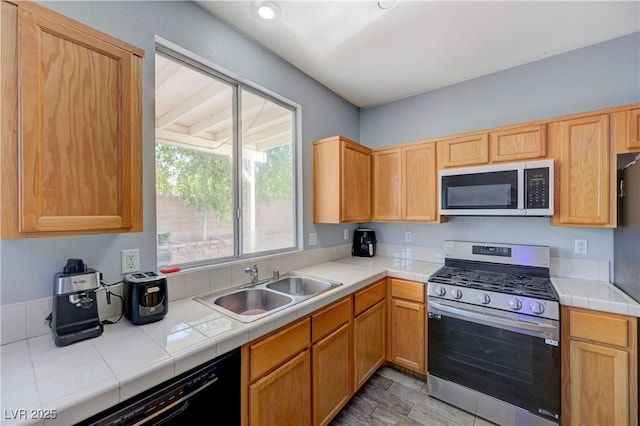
[390, 278, 425, 303]
[354, 280, 386, 316]
[250, 318, 310, 381]
[312, 297, 351, 343]
[570, 309, 629, 348]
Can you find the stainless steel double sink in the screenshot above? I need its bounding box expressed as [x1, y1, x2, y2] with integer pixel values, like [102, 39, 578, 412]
[194, 274, 342, 323]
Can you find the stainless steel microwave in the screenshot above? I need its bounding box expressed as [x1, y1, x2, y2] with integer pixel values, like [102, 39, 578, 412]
[439, 159, 554, 216]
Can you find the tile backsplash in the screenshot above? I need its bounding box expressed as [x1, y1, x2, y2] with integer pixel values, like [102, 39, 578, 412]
[0, 242, 610, 346]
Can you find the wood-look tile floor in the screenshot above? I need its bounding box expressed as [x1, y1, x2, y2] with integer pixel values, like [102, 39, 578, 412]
[330, 366, 497, 426]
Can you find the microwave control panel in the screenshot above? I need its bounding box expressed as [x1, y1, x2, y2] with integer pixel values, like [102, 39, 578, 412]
[525, 167, 550, 209]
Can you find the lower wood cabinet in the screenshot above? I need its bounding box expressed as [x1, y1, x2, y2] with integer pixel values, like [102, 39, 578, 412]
[561, 307, 638, 426]
[388, 278, 426, 374]
[312, 324, 351, 426]
[311, 297, 352, 426]
[242, 281, 387, 426]
[249, 350, 311, 426]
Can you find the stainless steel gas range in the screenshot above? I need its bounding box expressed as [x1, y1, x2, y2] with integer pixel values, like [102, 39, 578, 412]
[427, 241, 560, 426]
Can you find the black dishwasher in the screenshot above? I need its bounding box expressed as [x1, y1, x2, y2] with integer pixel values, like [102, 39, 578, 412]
[77, 348, 240, 426]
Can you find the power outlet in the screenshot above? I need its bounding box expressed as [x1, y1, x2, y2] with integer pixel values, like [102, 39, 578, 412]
[121, 249, 140, 273]
[344, 229, 349, 240]
[405, 232, 412, 242]
[309, 233, 318, 246]
[574, 239, 588, 255]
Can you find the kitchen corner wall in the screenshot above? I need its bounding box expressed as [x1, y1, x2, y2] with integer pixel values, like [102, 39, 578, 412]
[359, 31, 640, 281]
[0, 1, 359, 305]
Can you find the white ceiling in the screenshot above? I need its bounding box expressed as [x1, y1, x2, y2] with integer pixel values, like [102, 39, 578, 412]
[196, 0, 640, 108]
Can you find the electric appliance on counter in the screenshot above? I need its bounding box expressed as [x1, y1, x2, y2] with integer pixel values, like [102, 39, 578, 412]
[427, 240, 560, 425]
[614, 154, 640, 303]
[78, 348, 240, 425]
[123, 271, 168, 324]
[51, 259, 103, 347]
[439, 159, 554, 216]
[352, 228, 376, 257]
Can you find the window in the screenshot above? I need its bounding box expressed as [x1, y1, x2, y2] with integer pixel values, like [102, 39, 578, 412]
[155, 49, 298, 267]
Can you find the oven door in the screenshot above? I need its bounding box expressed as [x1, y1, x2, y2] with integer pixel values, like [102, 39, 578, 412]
[427, 299, 560, 421]
[440, 163, 523, 215]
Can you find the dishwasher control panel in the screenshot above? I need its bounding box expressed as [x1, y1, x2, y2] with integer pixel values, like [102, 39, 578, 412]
[77, 349, 239, 426]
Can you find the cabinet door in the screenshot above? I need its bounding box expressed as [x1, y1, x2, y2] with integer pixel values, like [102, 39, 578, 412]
[438, 133, 489, 168]
[554, 115, 613, 226]
[14, 3, 142, 235]
[569, 340, 628, 426]
[372, 148, 401, 221]
[402, 142, 438, 221]
[490, 124, 547, 162]
[390, 299, 425, 373]
[249, 350, 311, 426]
[341, 140, 371, 222]
[312, 324, 351, 426]
[353, 300, 386, 390]
[628, 108, 640, 151]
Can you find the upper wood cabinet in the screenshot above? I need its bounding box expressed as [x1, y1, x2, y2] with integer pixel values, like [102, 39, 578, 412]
[1, 0, 144, 239]
[372, 148, 401, 221]
[372, 141, 440, 222]
[438, 133, 489, 168]
[614, 108, 640, 153]
[561, 307, 638, 426]
[549, 114, 616, 227]
[489, 124, 547, 162]
[313, 136, 371, 223]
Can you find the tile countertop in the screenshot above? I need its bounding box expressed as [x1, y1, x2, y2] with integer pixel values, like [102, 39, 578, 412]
[1, 256, 638, 425]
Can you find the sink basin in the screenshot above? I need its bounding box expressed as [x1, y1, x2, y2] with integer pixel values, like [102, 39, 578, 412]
[266, 276, 332, 296]
[212, 289, 292, 316]
[194, 274, 342, 323]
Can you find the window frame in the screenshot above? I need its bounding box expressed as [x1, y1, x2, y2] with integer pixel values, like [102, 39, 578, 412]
[155, 40, 302, 268]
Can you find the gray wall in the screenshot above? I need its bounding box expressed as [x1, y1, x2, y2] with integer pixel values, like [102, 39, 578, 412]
[0, 1, 359, 304]
[359, 32, 640, 269]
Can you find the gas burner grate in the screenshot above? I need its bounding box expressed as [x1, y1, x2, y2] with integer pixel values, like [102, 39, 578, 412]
[429, 266, 557, 301]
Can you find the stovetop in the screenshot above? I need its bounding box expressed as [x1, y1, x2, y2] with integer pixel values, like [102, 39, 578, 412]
[429, 266, 558, 301]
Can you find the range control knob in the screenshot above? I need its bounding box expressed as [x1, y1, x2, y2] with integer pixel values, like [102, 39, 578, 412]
[477, 293, 490, 304]
[451, 289, 463, 300]
[530, 302, 545, 315]
[434, 286, 446, 297]
[508, 298, 523, 310]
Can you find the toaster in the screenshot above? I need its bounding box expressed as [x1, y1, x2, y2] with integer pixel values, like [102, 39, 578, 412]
[123, 271, 168, 325]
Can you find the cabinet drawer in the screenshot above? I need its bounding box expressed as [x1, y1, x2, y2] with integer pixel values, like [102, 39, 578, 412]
[312, 297, 351, 343]
[249, 318, 310, 381]
[570, 309, 629, 348]
[390, 278, 425, 303]
[354, 280, 386, 316]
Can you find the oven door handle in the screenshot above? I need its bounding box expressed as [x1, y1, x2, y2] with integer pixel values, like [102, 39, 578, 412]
[428, 301, 557, 333]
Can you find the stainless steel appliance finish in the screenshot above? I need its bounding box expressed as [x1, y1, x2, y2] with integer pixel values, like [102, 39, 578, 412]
[194, 274, 342, 323]
[78, 348, 240, 426]
[123, 272, 168, 325]
[51, 259, 103, 347]
[427, 241, 560, 425]
[614, 154, 640, 303]
[439, 159, 554, 216]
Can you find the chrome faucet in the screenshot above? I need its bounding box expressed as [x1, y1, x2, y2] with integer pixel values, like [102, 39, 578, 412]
[244, 265, 259, 284]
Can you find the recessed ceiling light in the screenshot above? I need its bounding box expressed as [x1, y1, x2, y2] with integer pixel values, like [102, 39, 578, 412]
[252, 0, 281, 22]
[378, 0, 398, 10]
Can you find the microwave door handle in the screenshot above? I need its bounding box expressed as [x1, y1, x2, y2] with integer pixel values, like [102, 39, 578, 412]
[517, 168, 524, 210]
[428, 301, 556, 333]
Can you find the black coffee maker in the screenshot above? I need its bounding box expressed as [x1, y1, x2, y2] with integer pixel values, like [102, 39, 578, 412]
[352, 228, 376, 257]
[51, 259, 103, 347]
